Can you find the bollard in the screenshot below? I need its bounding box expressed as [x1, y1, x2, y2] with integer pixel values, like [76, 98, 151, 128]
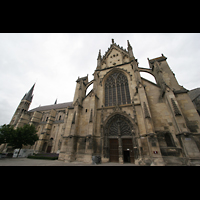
[92, 155, 101, 165]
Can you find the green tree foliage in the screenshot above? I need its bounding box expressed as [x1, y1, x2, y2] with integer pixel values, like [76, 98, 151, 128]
[9, 124, 39, 149]
[0, 124, 39, 156]
[0, 124, 15, 145]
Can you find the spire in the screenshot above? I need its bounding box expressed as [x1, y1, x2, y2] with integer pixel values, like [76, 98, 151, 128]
[127, 40, 135, 60]
[54, 99, 57, 104]
[22, 83, 35, 102]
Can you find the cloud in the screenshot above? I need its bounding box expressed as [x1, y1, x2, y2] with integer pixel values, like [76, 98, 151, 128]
[0, 33, 200, 125]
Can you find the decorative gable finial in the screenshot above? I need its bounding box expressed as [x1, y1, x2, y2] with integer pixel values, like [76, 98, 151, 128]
[112, 38, 114, 44]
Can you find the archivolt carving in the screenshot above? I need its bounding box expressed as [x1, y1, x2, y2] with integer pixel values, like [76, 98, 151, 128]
[105, 114, 133, 136]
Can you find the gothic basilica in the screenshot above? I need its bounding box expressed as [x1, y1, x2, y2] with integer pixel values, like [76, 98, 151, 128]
[4, 39, 200, 165]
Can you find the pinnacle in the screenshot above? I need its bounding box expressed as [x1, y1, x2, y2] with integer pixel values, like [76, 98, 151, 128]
[97, 49, 101, 59]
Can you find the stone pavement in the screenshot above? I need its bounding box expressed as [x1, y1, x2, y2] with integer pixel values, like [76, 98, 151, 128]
[0, 158, 138, 166]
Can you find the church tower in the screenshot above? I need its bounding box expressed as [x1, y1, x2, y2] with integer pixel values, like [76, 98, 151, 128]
[91, 39, 159, 164]
[7, 38, 200, 165]
[10, 83, 35, 126]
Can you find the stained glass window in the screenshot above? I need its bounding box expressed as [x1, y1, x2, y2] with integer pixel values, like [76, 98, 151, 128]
[105, 72, 131, 106]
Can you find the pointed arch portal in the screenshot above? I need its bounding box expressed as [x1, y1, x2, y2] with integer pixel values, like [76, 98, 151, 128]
[103, 114, 138, 163]
[106, 114, 133, 136]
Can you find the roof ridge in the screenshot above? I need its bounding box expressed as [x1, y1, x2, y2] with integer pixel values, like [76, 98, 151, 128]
[28, 101, 73, 112]
[38, 101, 73, 107]
[192, 93, 200, 102]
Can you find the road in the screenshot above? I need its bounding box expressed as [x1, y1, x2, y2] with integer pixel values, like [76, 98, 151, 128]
[0, 158, 138, 166]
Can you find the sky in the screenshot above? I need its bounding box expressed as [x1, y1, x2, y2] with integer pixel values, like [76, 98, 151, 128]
[0, 33, 200, 125]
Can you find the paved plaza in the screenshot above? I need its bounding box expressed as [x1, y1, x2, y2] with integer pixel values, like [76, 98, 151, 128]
[0, 158, 137, 166]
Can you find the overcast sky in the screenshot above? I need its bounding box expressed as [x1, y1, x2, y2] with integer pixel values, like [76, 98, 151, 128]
[0, 33, 200, 125]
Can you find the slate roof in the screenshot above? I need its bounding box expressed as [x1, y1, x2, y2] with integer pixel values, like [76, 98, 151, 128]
[188, 88, 200, 101]
[28, 101, 73, 112]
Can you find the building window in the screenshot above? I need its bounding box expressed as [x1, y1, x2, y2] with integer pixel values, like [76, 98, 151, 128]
[59, 115, 61, 121]
[105, 71, 131, 107]
[165, 132, 175, 147]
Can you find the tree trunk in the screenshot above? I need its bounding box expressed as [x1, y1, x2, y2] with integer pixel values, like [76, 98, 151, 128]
[17, 148, 21, 158]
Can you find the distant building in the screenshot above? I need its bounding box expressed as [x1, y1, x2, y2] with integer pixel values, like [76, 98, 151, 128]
[3, 39, 200, 165]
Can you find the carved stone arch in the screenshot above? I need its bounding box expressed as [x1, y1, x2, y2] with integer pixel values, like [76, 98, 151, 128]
[102, 68, 132, 85]
[103, 111, 136, 136]
[103, 112, 139, 160]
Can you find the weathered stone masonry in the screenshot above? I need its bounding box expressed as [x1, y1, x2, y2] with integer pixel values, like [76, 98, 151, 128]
[3, 39, 200, 165]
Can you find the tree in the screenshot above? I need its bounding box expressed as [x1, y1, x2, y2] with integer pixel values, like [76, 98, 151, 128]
[0, 124, 39, 157]
[10, 124, 39, 157]
[0, 124, 15, 145]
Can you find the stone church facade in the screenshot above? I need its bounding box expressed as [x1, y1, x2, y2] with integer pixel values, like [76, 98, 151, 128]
[5, 39, 200, 165]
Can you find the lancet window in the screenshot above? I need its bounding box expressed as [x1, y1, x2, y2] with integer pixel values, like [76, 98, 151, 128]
[105, 72, 131, 107]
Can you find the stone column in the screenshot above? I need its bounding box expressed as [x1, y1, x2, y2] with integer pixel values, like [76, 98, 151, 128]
[117, 119, 123, 164]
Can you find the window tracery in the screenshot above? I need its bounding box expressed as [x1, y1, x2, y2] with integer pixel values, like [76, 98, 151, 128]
[105, 72, 131, 107]
[106, 114, 133, 136]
